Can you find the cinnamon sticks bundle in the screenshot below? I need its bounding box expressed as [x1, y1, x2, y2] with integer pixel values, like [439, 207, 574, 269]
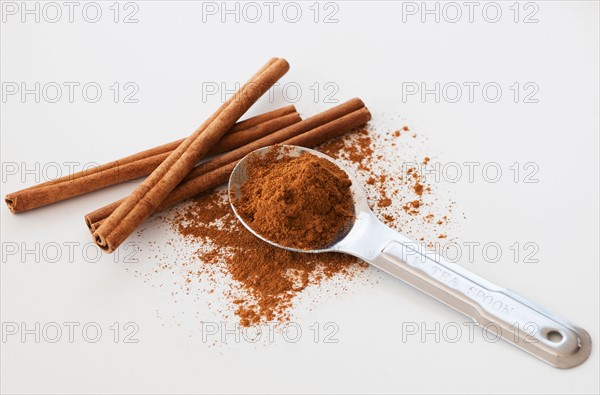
[5, 58, 373, 254]
[92, 58, 290, 252]
[85, 98, 371, 232]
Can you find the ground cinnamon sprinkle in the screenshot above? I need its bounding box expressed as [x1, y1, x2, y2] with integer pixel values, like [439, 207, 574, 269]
[234, 147, 355, 250]
[173, 190, 362, 327]
[320, 128, 373, 171]
[378, 198, 392, 208]
[151, 122, 461, 328]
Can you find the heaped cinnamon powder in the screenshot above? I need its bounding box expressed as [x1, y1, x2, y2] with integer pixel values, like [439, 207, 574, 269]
[234, 147, 355, 250]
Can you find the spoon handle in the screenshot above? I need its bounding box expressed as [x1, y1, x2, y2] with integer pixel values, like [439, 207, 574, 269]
[349, 218, 591, 368]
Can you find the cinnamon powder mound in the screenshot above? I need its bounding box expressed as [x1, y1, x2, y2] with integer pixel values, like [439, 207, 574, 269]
[234, 147, 355, 250]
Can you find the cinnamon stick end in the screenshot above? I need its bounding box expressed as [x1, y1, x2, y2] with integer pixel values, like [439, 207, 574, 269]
[362, 106, 372, 122]
[93, 233, 113, 253]
[84, 215, 93, 230]
[5, 196, 17, 213]
[278, 58, 290, 71]
[89, 221, 102, 233]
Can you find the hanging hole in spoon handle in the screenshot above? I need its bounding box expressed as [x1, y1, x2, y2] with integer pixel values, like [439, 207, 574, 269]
[339, 214, 592, 369]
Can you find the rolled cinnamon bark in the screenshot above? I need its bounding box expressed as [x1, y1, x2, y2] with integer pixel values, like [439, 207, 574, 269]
[191, 98, 365, 176]
[85, 100, 371, 232]
[210, 112, 299, 154]
[93, 58, 290, 252]
[5, 105, 299, 213]
[226, 105, 296, 131]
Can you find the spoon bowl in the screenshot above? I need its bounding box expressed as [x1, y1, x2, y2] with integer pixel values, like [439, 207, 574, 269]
[228, 145, 370, 253]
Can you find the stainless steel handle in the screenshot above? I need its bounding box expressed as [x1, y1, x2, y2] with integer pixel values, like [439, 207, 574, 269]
[340, 214, 591, 369]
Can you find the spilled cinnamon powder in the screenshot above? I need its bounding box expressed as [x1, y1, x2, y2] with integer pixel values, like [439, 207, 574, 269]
[174, 189, 362, 327]
[152, 123, 460, 328]
[234, 146, 355, 250]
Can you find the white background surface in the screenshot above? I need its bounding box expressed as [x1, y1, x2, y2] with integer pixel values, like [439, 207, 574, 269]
[1, 1, 599, 394]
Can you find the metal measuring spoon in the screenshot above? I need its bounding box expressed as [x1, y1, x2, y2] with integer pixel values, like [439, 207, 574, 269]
[228, 145, 591, 368]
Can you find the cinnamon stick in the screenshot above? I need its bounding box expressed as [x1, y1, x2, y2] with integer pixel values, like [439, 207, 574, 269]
[86, 99, 371, 232]
[190, 98, 365, 176]
[5, 105, 299, 213]
[93, 58, 290, 252]
[210, 111, 299, 154]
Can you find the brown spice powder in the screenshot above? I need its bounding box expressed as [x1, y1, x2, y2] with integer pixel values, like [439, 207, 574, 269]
[234, 147, 355, 250]
[320, 128, 373, 171]
[161, 124, 458, 327]
[174, 190, 362, 327]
